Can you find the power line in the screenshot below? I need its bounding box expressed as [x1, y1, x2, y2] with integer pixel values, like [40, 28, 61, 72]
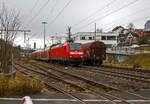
[72, 0, 117, 27]
[105, 15, 150, 31]
[46, 0, 58, 20]
[73, 0, 140, 32]
[28, 0, 40, 15]
[21, 0, 40, 18]
[48, 0, 73, 26]
[25, 0, 51, 28]
[95, 5, 150, 30]
[28, 0, 72, 39]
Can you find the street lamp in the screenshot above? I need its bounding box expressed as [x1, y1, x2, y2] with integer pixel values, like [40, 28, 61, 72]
[42, 21, 47, 50]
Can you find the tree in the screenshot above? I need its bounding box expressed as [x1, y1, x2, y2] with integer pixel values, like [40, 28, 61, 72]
[127, 22, 135, 32]
[0, 4, 21, 75]
[96, 28, 103, 33]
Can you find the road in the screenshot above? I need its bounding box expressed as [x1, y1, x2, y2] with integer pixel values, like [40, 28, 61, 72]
[1, 89, 150, 104]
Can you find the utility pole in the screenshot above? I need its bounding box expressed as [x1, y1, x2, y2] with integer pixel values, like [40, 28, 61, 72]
[23, 30, 31, 43]
[0, 30, 2, 39]
[51, 36, 54, 45]
[94, 23, 96, 41]
[24, 31, 26, 43]
[42, 22, 47, 50]
[0, 29, 30, 42]
[67, 26, 72, 42]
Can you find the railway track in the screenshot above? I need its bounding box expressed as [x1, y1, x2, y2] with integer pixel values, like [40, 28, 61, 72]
[81, 66, 150, 84]
[15, 61, 140, 104]
[101, 65, 150, 74]
[15, 63, 87, 91]
[14, 65, 88, 104]
[20, 61, 150, 102]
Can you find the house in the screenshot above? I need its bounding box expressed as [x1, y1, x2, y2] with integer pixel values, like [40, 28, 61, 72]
[112, 26, 140, 45]
[145, 20, 150, 31]
[72, 32, 118, 48]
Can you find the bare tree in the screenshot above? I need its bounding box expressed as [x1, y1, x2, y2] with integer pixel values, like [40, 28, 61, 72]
[127, 22, 135, 32]
[96, 28, 103, 33]
[0, 4, 21, 75]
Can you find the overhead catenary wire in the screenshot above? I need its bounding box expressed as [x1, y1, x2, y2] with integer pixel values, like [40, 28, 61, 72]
[93, 5, 150, 31]
[28, 0, 72, 40]
[25, 0, 51, 28]
[48, 0, 73, 26]
[101, 5, 150, 29]
[73, 0, 140, 32]
[105, 14, 150, 31]
[72, 0, 117, 27]
[21, 0, 40, 18]
[22, 0, 51, 43]
[46, 0, 58, 20]
[29, 0, 56, 39]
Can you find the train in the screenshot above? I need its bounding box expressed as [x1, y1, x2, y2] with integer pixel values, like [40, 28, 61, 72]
[82, 41, 106, 65]
[30, 42, 84, 65]
[30, 41, 106, 66]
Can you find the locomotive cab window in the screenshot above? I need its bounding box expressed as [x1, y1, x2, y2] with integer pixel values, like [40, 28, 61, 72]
[69, 43, 82, 50]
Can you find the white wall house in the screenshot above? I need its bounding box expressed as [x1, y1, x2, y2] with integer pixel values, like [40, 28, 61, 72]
[72, 32, 118, 48]
[145, 20, 150, 31]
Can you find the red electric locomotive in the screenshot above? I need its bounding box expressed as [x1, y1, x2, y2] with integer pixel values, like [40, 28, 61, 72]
[30, 42, 84, 65]
[50, 42, 84, 65]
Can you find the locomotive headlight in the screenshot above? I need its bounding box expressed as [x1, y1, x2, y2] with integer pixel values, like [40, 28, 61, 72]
[70, 56, 72, 58]
[78, 52, 83, 54]
[70, 52, 75, 54]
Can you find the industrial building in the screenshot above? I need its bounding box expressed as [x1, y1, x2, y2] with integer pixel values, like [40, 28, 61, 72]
[72, 32, 118, 48]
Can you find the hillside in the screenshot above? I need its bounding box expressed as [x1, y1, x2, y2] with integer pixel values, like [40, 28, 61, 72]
[121, 53, 150, 69]
[104, 53, 150, 69]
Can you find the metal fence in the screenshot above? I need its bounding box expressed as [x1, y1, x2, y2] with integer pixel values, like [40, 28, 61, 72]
[107, 47, 150, 55]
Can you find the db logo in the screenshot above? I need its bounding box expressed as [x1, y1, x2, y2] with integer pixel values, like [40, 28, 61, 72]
[22, 96, 33, 104]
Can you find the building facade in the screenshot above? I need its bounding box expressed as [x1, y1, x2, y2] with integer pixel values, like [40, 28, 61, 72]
[145, 20, 150, 31]
[72, 32, 118, 48]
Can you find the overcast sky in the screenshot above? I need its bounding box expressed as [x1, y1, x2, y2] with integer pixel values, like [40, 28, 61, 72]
[1, 0, 150, 48]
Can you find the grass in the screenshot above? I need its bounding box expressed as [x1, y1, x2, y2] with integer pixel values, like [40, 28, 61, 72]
[121, 53, 150, 69]
[0, 74, 44, 97]
[104, 53, 150, 69]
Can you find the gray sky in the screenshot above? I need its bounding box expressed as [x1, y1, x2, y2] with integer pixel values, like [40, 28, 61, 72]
[1, 0, 150, 48]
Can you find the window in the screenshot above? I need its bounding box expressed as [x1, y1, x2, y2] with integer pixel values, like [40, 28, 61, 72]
[69, 43, 82, 50]
[81, 36, 85, 40]
[93, 36, 95, 40]
[107, 36, 116, 40]
[101, 36, 106, 40]
[89, 37, 92, 40]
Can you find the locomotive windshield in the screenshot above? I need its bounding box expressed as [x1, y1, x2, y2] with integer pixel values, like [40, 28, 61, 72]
[69, 43, 82, 50]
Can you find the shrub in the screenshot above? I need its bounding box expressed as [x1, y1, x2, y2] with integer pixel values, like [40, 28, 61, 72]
[0, 76, 44, 97]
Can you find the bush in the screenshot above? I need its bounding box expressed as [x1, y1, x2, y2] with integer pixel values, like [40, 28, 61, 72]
[0, 76, 44, 97]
